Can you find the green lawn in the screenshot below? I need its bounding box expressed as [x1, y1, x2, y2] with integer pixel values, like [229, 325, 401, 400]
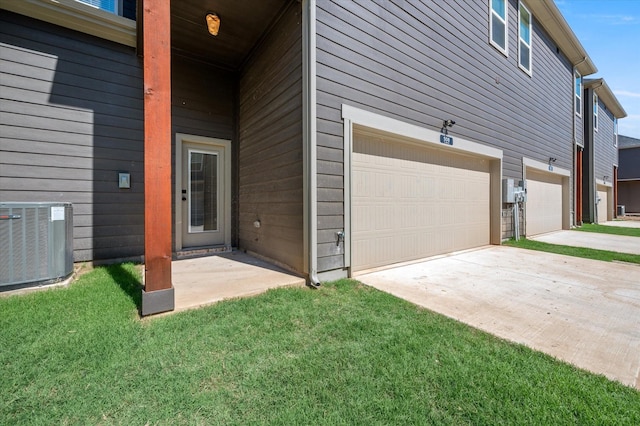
[574, 222, 640, 237]
[1, 265, 638, 425]
[504, 238, 640, 264]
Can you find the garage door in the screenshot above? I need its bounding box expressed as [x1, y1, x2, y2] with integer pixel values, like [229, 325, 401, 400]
[526, 169, 563, 236]
[352, 132, 491, 272]
[597, 186, 608, 223]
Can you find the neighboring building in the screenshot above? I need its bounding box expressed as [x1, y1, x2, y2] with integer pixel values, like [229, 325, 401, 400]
[1, 1, 613, 315]
[579, 79, 627, 224]
[617, 135, 640, 213]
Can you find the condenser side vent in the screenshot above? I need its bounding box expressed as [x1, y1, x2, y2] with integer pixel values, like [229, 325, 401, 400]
[0, 202, 73, 289]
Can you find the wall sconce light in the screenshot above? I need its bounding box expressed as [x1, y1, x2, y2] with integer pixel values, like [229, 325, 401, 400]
[548, 157, 557, 165]
[441, 119, 455, 134]
[603, 175, 609, 183]
[118, 172, 130, 189]
[205, 13, 221, 36]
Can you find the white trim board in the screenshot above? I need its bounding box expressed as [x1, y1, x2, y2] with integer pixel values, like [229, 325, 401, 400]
[175, 133, 232, 251]
[341, 105, 503, 160]
[2, 0, 136, 47]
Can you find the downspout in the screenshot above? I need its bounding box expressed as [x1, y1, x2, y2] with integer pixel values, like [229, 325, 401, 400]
[303, 0, 320, 288]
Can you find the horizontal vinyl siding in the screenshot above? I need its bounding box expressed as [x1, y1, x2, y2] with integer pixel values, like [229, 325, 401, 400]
[171, 56, 236, 249]
[1, 11, 143, 262]
[238, 2, 303, 272]
[593, 102, 616, 180]
[315, 0, 574, 272]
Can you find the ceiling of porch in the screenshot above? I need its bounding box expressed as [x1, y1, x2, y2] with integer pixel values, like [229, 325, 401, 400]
[171, 0, 293, 70]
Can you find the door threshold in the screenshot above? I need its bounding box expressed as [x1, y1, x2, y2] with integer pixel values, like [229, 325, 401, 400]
[175, 245, 232, 260]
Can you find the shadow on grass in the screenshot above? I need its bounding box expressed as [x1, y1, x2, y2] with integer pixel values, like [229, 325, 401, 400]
[105, 263, 143, 311]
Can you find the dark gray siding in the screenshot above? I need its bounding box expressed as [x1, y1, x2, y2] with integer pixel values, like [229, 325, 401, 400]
[618, 146, 640, 180]
[593, 99, 617, 180]
[1, 11, 144, 262]
[315, 0, 574, 272]
[237, 2, 304, 272]
[171, 56, 236, 248]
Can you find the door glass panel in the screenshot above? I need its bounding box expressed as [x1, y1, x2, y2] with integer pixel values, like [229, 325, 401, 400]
[189, 151, 218, 232]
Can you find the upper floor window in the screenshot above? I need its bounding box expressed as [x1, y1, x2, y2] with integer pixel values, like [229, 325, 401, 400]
[490, 0, 508, 55]
[593, 93, 599, 132]
[614, 118, 618, 147]
[575, 71, 582, 116]
[518, 2, 532, 74]
[77, 0, 119, 15]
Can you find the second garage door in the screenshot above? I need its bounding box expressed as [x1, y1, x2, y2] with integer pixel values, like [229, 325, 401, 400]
[352, 132, 491, 272]
[525, 169, 563, 236]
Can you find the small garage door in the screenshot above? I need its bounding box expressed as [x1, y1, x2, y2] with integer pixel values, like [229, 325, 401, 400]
[352, 132, 491, 272]
[526, 169, 563, 236]
[597, 185, 608, 223]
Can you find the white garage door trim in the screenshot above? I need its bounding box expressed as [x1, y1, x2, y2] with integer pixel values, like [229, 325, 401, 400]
[342, 105, 503, 275]
[522, 157, 570, 236]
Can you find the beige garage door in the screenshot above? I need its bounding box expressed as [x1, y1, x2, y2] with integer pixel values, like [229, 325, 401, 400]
[526, 170, 563, 236]
[597, 186, 608, 223]
[352, 132, 491, 272]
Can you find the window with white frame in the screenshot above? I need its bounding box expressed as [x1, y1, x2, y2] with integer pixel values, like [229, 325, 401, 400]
[76, 0, 121, 15]
[490, 0, 508, 55]
[593, 93, 599, 131]
[614, 118, 618, 146]
[575, 71, 582, 116]
[518, 2, 532, 73]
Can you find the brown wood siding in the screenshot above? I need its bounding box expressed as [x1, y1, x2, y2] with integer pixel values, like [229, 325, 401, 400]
[171, 56, 236, 248]
[1, 11, 143, 262]
[238, 2, 303, 272]
[315, 0, 575, 272]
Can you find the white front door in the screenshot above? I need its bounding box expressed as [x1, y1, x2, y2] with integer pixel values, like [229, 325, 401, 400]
[181, 141, 227, 248]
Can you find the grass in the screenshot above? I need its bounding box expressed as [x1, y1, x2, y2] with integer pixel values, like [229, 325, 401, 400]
[504, 238, 640, 264]
[1, 265, 639, 424]
[574, 222, 640, 237]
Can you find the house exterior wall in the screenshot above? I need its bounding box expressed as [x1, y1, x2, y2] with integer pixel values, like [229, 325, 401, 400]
[238, 1, 304, 272]
[593, 99, 617, 181]
[171, 56, 236, 249]
[0, 11, 144, 262]
[315, 0, 574, 272]
[618, 135, 640, 213]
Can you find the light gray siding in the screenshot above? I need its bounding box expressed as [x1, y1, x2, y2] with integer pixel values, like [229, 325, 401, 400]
[1, 11, 144, 262]
[238, 2, 304, 272]
[593, 100, 617, 180]
[315, 0, 574, 272]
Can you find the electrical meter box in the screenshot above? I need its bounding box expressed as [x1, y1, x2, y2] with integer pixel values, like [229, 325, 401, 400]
[503, 179, 526, 203]
[503, 178, 515, 203]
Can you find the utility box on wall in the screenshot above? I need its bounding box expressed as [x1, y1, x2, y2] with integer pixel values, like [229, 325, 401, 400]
[0, 202, 73, 289]
[503, 178, 515, 203]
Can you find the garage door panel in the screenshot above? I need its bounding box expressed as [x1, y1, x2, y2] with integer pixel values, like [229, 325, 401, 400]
[597, 187, 608, 223]
[352, 134, 490, 272]
[526, 170, 563, 236]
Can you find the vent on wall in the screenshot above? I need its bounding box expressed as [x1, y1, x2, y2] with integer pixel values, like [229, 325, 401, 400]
[0, 202, 73, 289]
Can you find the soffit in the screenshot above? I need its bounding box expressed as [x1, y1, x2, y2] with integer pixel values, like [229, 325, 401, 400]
[524, 0, 597, 76]
[171, 0, 291, 70]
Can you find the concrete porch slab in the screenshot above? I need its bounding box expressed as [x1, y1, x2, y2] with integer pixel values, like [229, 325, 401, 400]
[531, 230, 640, 255]
[172, 251, 306, 312]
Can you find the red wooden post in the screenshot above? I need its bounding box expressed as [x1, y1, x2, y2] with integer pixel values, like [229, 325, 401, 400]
[141, 0, 174, 315]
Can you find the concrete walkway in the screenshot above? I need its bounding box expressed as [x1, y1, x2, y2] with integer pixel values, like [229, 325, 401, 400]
[357, 246, 640, 389]
[602, 220, 640, 229]
[172, 251, 306, 312]
[531, 230, 640, 255]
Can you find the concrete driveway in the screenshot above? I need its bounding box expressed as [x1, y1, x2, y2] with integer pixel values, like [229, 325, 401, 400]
[531, 230, 640, 255]
[357, 246, 640, 388]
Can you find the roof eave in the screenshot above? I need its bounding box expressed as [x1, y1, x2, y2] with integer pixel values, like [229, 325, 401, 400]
[525, 0, 597, 76]
[584, 78, 628, 119]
